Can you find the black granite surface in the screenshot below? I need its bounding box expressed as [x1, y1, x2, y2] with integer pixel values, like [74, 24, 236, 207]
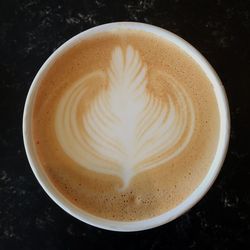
[1, 0, 250, 249]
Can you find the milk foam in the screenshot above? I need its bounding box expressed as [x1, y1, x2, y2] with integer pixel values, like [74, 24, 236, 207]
[55, 45, 195, 189]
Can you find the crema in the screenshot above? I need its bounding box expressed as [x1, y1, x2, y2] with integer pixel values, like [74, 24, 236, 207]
[32, 30, 220, 221]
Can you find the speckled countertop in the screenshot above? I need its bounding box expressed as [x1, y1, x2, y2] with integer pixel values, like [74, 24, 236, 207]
[0, 0, 250, 249]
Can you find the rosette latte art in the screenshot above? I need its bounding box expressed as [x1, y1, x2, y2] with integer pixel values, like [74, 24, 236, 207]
[55, 45, 195, 189]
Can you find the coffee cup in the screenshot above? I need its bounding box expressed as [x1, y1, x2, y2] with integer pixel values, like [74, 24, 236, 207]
[23, 22, 230, 231]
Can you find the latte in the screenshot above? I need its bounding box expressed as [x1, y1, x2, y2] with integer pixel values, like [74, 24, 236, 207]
[32, 30, 220, 221]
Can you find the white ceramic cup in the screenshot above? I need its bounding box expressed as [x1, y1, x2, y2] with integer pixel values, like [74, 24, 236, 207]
[23, 22, 230, 232]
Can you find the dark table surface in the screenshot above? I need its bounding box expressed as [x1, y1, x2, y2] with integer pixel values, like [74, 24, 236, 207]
[1, 0, 250, 249]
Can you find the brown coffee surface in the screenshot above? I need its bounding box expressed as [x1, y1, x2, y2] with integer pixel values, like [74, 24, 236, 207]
[32, 30, 220, 221]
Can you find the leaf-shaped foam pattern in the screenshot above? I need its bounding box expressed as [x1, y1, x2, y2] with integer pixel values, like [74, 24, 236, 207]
[55, 46, 195, 189]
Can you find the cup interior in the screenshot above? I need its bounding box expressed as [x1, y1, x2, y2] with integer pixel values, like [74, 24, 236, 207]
[23, 22, 230, 232]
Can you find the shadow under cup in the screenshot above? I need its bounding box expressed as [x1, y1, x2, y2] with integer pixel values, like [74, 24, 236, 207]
[23, 22, 230, 232]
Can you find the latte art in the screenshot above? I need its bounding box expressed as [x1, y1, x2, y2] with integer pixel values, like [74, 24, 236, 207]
[55, 45, 195, 188]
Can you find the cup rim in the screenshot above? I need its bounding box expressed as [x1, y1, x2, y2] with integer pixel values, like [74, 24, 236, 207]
[23, 21, 230, 232]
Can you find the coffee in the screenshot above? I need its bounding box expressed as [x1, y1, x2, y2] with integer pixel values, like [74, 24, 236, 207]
[32, 29, 220, 221]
